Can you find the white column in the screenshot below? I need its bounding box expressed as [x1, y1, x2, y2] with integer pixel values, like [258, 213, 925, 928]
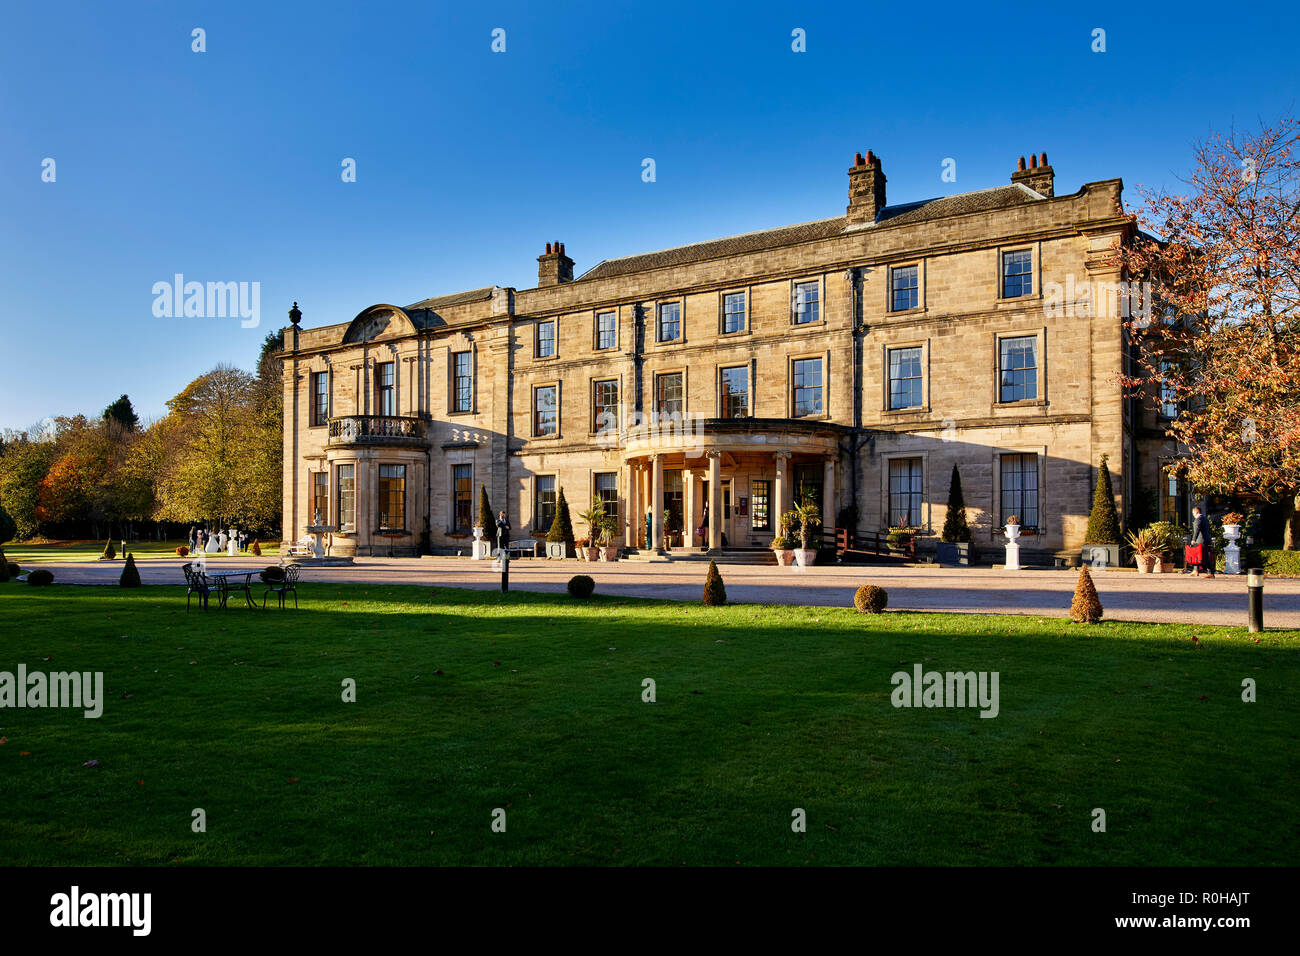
[683, 468, 695, 550]
[774, 451, 790, 528]
[625, 461, 638, 548]
[823, 455, 836, 524]
[650, 454, 664, 552]
[708, 451, 722, 551]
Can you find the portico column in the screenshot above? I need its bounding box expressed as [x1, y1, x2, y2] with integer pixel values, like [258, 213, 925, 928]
[774, 451, 791, 528]
[624, 461, 637, 548]
[683, 468, 695, 549]
[707, 450, 722, 551]
[823, 454, 836, 525]
[650, 454, 664, 552]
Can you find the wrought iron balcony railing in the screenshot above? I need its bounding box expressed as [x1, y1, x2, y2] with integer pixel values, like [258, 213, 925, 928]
[326, 415, 427, 446]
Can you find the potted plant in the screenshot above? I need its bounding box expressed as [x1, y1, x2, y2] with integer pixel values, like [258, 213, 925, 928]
[1145, 520, 1186, 572]
[1125, 527, 1161, 573]
[1221, 511, 1244, 538]
[598, 514, 620, 562]
[577, 498, 606, 562]
[791, 497, 821, 567]
[887, 527, 916, 555]
[1004, 515, 1021, 538]
[1081, 454, 1124, 569]
[546, 487, 576, 558]
[937, 465, 972, 565]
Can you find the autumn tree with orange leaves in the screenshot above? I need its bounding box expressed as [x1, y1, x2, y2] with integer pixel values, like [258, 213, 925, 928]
[1118, 116, 1300, 549]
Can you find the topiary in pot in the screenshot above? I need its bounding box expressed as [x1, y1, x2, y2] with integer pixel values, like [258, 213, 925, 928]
[27, 569, 54, 587]
[478, 485, 494, 533]
[702, 560, 727, 605]
[567, 574, 595, 599]
[1070, 566, 1103, 623]
[101, 539, 117, 561]
[1084, 455, 1122, 544]
[853, 584, 888, 614]
[251, 539, 262, 557]
[547, 487, 576, 557]
[940, 465, 972, 543]
[120, 553, 142, 588]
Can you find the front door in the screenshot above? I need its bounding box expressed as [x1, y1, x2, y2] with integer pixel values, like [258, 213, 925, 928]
[701, 480, 732, 546]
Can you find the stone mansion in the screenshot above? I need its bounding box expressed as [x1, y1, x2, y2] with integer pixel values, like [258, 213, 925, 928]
[280, 149, 1179, 558]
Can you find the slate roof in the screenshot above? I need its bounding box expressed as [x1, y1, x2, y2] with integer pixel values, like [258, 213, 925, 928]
[405, 286, 497, 312]
[578, 183, 1044, 282]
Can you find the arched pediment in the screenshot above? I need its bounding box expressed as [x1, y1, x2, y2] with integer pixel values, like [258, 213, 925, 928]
[342, 305, 418, 344]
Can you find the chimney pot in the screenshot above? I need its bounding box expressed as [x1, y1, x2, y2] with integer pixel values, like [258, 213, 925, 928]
[545, 242, 552, 254]
[1040, 151, 1048, 166]
[854, 152, 864, 166]
[1017, 156, 1026, 171]
[865, 150, 874, 165]
[1031, 154, 1039, 169]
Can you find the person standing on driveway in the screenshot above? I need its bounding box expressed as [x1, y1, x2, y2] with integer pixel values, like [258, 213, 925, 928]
[495, 510, 511, 556]
[1190, 506, 1216, 578]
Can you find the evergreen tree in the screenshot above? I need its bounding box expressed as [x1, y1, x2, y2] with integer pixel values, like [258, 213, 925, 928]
[1085, 454, 1122, 544]
[119, 552, 141, 588]
[478, 485, 493, 531]
[940, 465, 971, 543]
[1070, 566, 1104, 623]
[102, 395, 139, 431]
[702, 560, 727, 605]
[547, 487, 575, 556]
[0, 502, 16, 545]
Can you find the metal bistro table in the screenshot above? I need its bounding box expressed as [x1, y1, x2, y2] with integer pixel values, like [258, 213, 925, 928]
[203, 567, 262, 609]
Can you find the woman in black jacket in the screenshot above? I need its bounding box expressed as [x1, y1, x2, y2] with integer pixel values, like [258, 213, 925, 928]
[495, 511, 511, 555]
[1190, 507, 1215, 578]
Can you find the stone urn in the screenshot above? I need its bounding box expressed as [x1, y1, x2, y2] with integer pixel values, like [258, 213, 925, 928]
[471, 526, 491, 561]
[1004, 522, 1022, 570]
[1223, 524, 1242, 574]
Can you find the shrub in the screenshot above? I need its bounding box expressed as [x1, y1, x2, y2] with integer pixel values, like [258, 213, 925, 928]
[260, 566, 285, 584]
[853, 584, 888, 614]
[547, 487, 576, 555]
[101, 539, 117, 560]
[567, 574, 595, 599]
[1145, 521, 1187, 556]
[940, 465, 972, 543]
[1241, 549, 1300, 577]
[0, 548, 9, 583]
[478, 485, 494, 532]
[176, 545, 189, 557]
[5, 562, 18, 579]
[1070, 566, 1103, 623]
[27, 569, 54, 587]
[0, 504, 16, 546]
[1084, 455, 1122, 544]
[119, 553, 142, 588]
[251, 539, 262, 557]
[702, 560, 727, 605]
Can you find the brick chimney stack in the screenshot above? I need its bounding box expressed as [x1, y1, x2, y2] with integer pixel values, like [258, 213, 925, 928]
[1011, 152, 1054, 198]
[846, 150, 887, 225]
[537, 241, 574, 286]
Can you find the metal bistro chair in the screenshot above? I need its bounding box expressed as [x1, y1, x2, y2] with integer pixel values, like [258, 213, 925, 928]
[181, 563, 211, 611]
[262, 564, 301, 609]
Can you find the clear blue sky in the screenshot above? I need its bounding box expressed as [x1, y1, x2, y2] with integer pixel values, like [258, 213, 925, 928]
[2, 0, 1296, 431]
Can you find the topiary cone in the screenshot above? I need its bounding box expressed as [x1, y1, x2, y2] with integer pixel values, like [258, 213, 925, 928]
[1070, 566, 1103, 623]
[1085, 454, 1122, 544]
[120, 553, 142, 588]
[702, 560, 727, 605]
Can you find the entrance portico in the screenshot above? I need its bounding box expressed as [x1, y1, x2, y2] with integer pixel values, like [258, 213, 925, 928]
[622, 419, 849, 553]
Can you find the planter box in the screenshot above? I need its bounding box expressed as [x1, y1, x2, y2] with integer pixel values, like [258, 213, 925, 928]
[545, 541, 566, 559]
[935, 542, 970, 566]
[1081, 543, 1124, 570]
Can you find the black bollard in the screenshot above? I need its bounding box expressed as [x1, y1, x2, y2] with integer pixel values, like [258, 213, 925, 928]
[500, 550, 509, 593]
[1247, 568, 1263, 633]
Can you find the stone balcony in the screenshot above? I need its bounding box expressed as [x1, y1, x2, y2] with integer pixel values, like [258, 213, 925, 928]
[326, 415, 428, 448]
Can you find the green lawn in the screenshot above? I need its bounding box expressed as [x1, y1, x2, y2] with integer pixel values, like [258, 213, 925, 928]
[3, 539, 279, 564]
[0, 583, 1295, 866]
